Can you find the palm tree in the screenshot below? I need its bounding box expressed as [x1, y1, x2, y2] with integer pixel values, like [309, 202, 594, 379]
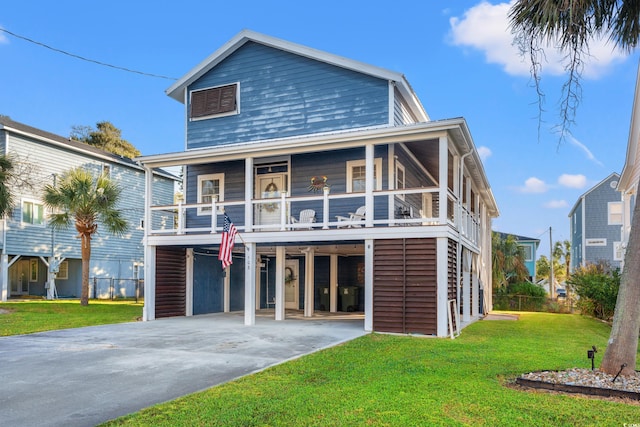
[42, 168, 128, 306]
[492, 233, 529, 289]
[0, 155, 14, 218]
[510, 0, 640, 376]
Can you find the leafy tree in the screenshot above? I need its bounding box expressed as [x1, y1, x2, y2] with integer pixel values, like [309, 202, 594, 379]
[509, 0, 640, 376]
[492, 232, 530, 289]
[0, 155, 14, 218]
[70, 121, 141, 159]
[42, 168, 128, 306]
[567, 263, 620, 320]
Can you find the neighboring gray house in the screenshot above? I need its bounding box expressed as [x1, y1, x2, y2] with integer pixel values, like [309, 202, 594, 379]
[569, 172, 623, 271]
[136, 30, 499, 337]
[0, 117, 177, 301]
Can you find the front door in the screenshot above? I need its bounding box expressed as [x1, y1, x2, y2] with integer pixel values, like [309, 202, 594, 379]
[285, 260, 299, 309]
[255, 174, 286, 228]
[10, 259, 30, 295]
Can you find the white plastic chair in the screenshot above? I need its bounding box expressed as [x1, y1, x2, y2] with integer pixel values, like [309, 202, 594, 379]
[336, 206, 365, 228]
[290, 209, 316, 229]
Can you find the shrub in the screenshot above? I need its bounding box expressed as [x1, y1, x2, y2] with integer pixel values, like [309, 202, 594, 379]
[566, 262, 619, 321]
[493, 282, 547, 311]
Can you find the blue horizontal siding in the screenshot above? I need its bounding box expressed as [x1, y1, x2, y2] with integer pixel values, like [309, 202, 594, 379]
[187, 42, 389, 149]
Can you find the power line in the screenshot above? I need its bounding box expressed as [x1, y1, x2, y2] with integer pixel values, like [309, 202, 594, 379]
[0, 28, 178, 81]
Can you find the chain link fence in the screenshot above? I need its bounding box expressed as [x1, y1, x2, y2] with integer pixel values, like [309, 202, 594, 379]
[492, 294, 575, 313]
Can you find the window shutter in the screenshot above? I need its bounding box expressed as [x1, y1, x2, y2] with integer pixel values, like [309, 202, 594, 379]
[191, 84, 237, 119]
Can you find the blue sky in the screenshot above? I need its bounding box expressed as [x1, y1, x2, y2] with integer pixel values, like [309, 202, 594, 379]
[1, 1, 638, 258]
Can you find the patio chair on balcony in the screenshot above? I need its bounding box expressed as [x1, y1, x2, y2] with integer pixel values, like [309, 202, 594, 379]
[290, 209, 316, 229]
[336, 206, 366, 228]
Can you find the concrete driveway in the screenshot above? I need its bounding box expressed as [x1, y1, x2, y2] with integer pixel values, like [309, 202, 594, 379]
[0, 312, 366, 427]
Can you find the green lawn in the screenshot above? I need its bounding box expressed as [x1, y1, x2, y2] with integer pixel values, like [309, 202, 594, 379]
[0, 300, 142, 336]
[102, 312, 640, 427]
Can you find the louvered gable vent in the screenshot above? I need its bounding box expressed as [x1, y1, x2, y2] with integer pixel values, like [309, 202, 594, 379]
[190, 84, 238, 119]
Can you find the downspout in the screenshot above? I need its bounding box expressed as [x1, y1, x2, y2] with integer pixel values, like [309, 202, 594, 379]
[457, 150, 472, 321]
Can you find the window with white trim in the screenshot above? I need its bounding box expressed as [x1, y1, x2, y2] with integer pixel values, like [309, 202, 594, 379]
[197, 173, 225, 215]
[190, 83, 239, 120]
[57, 261, 69, 279]
[614, 241, 624, 261]
[346, 158, 382, 193]
[520, 245, 533, 262]
[608, 201, 623, 225]
[22, 200, 45, 226]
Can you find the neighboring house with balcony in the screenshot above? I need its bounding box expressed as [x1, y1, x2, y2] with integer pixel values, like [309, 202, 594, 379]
[569, 172, 624, 271]
[136, 30, 499, 337]
[493, 231, 539, 282]
[0, 116, 177, 301]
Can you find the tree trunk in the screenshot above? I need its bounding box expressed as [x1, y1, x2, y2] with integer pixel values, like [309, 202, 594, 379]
[600, 180, 640, 376]
[80, 233, 91, 306]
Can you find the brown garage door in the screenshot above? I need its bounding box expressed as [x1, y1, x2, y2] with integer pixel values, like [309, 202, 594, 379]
[373, 238, 437, 335]
[155, 247, 186, 318]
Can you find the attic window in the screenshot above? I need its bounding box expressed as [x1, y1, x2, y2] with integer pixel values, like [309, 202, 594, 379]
[190, 83, 239, 119]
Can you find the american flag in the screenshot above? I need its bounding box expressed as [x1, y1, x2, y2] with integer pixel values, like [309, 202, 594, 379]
[218, 213, 237, 269]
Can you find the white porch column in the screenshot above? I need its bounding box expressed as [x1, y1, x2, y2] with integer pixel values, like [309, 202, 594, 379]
[364, 239, 374, 332]
[365, 144, 374, 227]
[330, 254, 338, 312]
[462, 249, 471, 323]
[224, 262, 231, 312]
[143, 245, 156, 321]
[436, 237, 449, 337]
[245, 157, 254, 232]
[253, 256, 260, 313]
[388, 144, 395, 223]
[1, 253, 7, 302]
[185, 249, 193, 317]
[304, 248, 315, 318]
[438, 136, 448, 224]
[275, 246, 285, 321]
[472, 254, 479, 317]
[244, 243, 256, 325]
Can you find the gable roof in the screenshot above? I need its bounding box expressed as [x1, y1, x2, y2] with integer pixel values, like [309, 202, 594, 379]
[568, 172, 620, 217]
[166, 29, 429, 122]
[494, 231, 540, 248]
[0, 116, 178, 181]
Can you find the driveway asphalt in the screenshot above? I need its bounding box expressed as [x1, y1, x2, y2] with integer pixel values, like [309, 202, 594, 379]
[0, 312, 367, 427]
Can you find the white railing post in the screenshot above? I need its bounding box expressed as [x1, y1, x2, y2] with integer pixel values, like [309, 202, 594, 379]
[323, 186, 330, 229]
[177, 201, 184, 235]
[280, 192, 287, 231]
[210, 197, 217, 234]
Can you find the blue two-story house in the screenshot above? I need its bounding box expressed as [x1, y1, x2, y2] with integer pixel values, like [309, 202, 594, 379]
[569, 172, 624, 271]
[0, 117, 177, 301]
[136, 30, 499, 337]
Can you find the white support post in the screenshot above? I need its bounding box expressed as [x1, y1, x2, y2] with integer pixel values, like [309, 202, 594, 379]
[472, 254, 479, 318]
[143, 245, 156, 321]
[323, 186, 330, 229]
[388, 144, 395, 224]
[463, 249, 471, 323]
[210, 197, 217, 234]
[244, 243, 256, 325]
[280, 192, 287, 231]
[364, 239, 374, 331]
[365, 144, 374, 228]
[304, 247, 315, 318]
[437, 237, 449, 337]
[330, 254, 338, 312]
[245, 158, 254, 233]
[224, 265, 231, 313]
[275, 246, 285, 321]
[1, 253, 8, 302]
[439, 136, 448, 224]
[177, 201, 184, 235]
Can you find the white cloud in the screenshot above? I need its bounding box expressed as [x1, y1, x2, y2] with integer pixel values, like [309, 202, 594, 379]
[449, 1, 628, 78]
[558, 174, 587, 189]
[519, 177, 548, 193]
[567, 135, 604, 166]
[477, 146, 492, 161]
[544, 199, 569, 209]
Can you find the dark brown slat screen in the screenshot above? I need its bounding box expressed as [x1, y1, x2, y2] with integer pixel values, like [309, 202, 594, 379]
[373, 238, 437, 335]
[155, 247, 187, 318]
[191, 84, 237, 118]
